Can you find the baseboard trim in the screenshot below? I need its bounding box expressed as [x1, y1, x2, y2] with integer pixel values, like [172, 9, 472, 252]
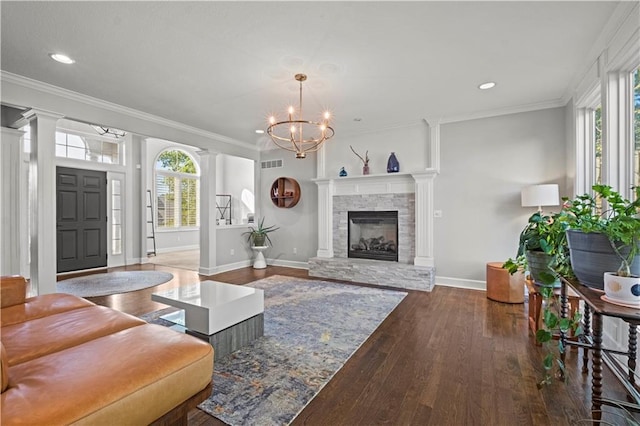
[267, 259, 309, 270]
[214, 260, 253, 274]
[156, 245, 199, 254]
[435, 275, 486, 291]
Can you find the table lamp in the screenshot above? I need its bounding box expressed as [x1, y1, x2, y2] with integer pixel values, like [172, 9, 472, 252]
[521, 184, 559, 212]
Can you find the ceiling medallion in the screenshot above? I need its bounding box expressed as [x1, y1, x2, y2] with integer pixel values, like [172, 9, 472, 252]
[267, 74, 334, 159]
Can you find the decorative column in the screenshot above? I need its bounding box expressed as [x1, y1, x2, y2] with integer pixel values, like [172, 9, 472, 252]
[314, 178, 333, 258]
[197, 150, 218, 275]
[412, 170, 438, 267]
[424, 118, 441, 173]
[316, 142, 327, 179]
[22, 109, 64, 295]
[0, 127, 25, 276]
[602, 71, 634, 196]
[127, 134, 146, 265]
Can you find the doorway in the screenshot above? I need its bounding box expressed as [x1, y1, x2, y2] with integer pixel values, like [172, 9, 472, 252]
[56, 166, 107, 272]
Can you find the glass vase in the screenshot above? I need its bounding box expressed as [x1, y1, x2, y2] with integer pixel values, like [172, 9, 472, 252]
[387, 152, 399, 173]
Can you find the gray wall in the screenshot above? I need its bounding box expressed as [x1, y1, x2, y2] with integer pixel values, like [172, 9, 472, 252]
[216, 226, 253, 265]
[259, 149, 318, 265]
[435, 107, 568, 282]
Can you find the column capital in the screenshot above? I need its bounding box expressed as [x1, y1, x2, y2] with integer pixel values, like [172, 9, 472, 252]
[1, 127, 26, 137]
[21, 108, 64, 122]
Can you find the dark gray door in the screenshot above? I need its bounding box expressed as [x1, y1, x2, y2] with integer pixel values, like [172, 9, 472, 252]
[57, 167, 107, 272]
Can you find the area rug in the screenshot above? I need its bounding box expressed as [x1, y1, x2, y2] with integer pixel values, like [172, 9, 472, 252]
[145, 275, 407, 426]
[56, 271, 173, 297]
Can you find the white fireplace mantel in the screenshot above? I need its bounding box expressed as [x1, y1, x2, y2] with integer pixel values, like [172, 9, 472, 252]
[312, 169, 438, 266]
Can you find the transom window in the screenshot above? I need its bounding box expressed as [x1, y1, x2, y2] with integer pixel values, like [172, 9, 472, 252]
[155, 149, 200, 229]
[55, 131, 120, 164]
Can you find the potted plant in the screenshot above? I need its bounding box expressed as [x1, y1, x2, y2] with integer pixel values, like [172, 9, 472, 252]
[563, 185, 640, 291]
[242, 217, 279, 247]
[504, 210, 581, 387]
[503, 211, 572, 286]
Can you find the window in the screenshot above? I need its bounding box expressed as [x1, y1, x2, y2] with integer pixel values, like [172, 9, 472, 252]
[634, 67, 640, 188]
[111, 180, 122, 255]
[155, 150, 199, 229]
[594, 105, 602, 186]
[55, 130, 121, 164]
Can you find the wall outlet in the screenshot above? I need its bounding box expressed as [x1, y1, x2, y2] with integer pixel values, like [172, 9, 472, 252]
[230, 249, 235, 255]
[293, 247, 297, 254]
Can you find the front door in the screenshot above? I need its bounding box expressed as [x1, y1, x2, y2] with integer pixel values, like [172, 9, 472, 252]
[57, 167, 107, 272]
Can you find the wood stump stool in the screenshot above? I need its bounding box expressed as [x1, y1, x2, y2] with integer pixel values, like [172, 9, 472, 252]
[486, 262, 525, 303]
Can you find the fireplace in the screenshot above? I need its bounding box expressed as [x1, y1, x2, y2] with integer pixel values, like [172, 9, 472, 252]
[348, 211, 398, 262]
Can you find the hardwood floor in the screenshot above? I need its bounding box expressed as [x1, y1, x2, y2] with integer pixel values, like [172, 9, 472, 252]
[82, 263, 638, 425]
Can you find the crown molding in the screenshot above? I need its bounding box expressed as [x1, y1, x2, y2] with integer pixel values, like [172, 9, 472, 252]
[329, 98, 568, 140]
[439, 98, 567, 125]
[0, 71, 258, 151]
[563, 1, 640, 104]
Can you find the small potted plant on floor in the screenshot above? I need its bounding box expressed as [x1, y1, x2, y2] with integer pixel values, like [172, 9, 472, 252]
[243, 217, 279, 247]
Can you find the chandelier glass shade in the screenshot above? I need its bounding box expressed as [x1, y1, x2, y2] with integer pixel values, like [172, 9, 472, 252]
[267, 74, 334, 159]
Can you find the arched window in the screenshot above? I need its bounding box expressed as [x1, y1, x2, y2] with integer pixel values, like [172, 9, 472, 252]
[155, 149, 200, 229]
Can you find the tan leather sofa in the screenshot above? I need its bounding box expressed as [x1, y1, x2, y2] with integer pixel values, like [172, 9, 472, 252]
[0, 275, 214, 425]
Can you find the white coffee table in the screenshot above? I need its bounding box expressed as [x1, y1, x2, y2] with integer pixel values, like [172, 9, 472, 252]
[151, 280, 264, 359]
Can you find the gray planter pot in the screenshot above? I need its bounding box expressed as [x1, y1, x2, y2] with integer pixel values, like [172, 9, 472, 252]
[566, 229, 640, 291]
[525, 250, 560, 287]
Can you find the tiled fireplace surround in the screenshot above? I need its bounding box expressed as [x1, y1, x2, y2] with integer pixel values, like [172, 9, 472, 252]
[309, 171, 437, 291]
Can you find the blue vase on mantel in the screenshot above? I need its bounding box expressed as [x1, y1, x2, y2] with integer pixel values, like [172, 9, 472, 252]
[387, 152, 399, 173]
[339, 167, 348, 177]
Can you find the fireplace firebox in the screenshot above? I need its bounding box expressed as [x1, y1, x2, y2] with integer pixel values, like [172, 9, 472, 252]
[348, 211, 398, 262]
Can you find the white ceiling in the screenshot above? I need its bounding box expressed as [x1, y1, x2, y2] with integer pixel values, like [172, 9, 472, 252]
[0, 1, 621, 147]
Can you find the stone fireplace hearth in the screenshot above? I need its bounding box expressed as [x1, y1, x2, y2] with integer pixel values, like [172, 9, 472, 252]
[309, 171, 437, 291]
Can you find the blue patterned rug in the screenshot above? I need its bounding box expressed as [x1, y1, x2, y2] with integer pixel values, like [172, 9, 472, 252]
[143, 275, 407, 426]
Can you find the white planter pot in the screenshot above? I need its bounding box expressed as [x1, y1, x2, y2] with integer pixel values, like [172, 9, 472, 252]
[603, 272, 640, 306]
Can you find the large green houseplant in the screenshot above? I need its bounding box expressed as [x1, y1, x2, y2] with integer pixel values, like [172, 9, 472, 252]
[503, 210, 572, 284]
[243, 217, 279, 247]
[563, 185, 640, 288]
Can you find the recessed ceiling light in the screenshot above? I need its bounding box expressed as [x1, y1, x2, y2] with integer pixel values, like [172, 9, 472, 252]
[49, 53, 75, 64]
[255, 129, 265, 134]
[478, 82, 496, 90]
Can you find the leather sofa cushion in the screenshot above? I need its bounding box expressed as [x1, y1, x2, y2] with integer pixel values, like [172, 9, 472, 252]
[1, 293, 94, 328]
[1, 276, 26, 308]
[3, 305, 145, 366]
[1, 342, 7, 393]
[1, 324, 214, 425]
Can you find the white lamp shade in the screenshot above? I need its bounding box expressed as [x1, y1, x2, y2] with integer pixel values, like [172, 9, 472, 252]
[521, 184, 559, 208]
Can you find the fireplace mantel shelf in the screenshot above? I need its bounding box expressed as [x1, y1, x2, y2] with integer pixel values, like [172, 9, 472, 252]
[312, 169, 436, 184]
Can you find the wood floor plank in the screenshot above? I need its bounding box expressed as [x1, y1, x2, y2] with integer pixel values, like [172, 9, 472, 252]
[78, 263, 640, 425]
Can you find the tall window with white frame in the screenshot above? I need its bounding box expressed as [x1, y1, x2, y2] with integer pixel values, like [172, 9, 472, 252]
[594, 104, 603, 186]
[633, 66, 640, 189]
[155, 150, 200, 229]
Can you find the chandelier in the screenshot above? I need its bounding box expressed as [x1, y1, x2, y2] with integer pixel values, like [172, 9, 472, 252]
[267, 74, 334, 159]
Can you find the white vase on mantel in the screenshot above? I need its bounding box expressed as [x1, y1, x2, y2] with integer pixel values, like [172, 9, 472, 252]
[603, 272, 640, 307]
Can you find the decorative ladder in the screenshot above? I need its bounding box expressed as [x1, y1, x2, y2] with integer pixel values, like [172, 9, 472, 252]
[146, 190, 157, 256]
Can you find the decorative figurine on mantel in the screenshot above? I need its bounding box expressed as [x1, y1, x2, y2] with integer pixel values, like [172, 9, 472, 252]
[339, 167, 348, 177]
[350, 145, 370, 175]
[387, 152, 400, 173]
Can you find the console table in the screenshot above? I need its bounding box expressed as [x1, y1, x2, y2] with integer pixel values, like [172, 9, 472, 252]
[560, 277, 640, 422]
